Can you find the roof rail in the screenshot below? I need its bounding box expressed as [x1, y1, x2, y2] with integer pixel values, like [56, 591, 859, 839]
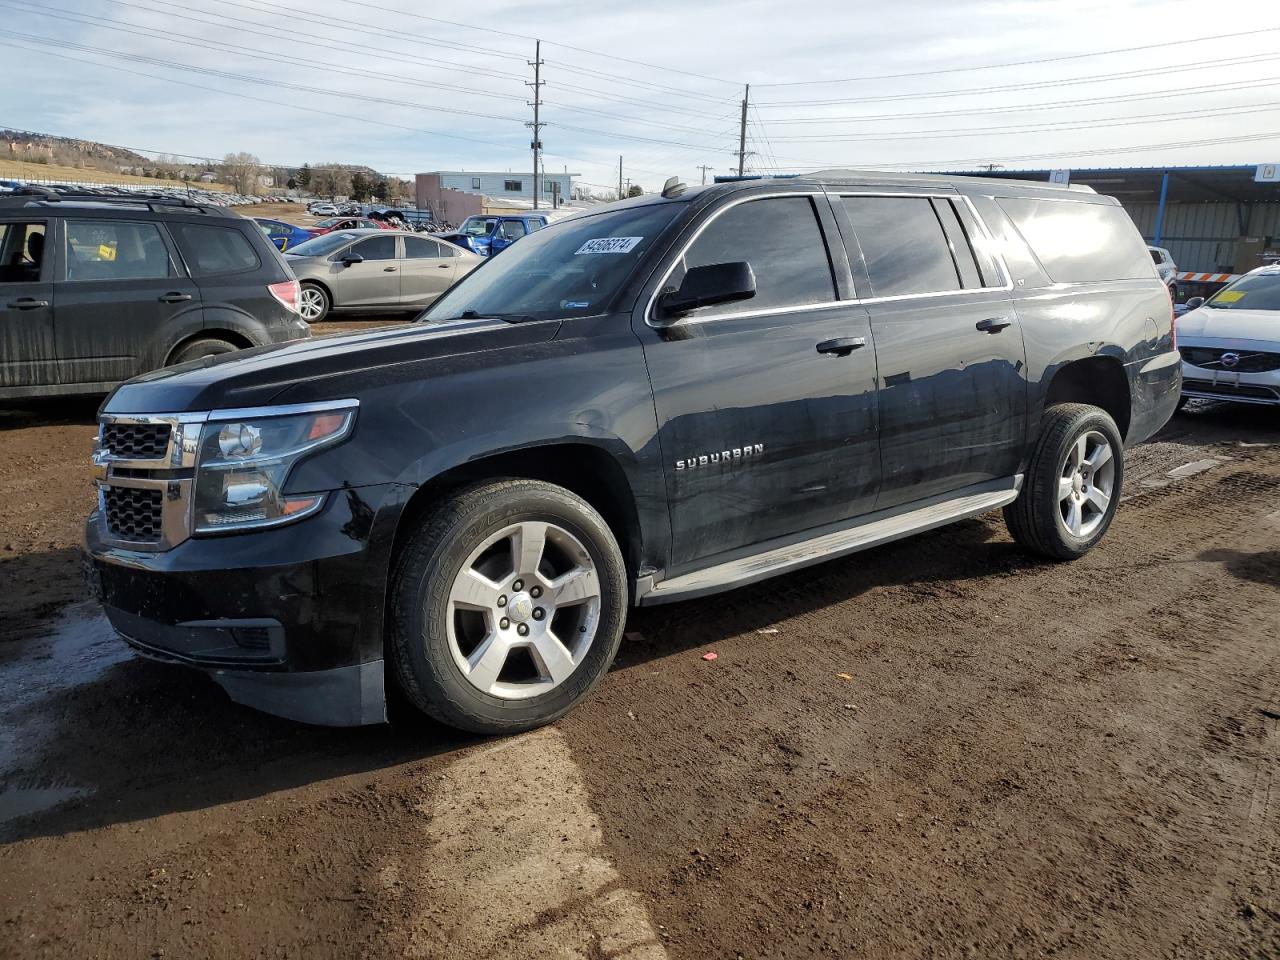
[0, 190, 214, 213]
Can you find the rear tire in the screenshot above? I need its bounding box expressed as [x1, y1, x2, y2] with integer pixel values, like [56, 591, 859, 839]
[389, 479, 627, 735]
[168, 337, 238, 366]
[299, 282, 330, 322]
[1004, 403, 1124, 561]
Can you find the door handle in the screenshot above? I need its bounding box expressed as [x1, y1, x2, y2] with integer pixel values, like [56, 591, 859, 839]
[816, 336, 867, 356]
[158, 292, 192, 303]
[438, 264, 451, 269]
[7, 297, 48, 310]
[975, 316, 1012, 333]
[384, 266, 397, 272]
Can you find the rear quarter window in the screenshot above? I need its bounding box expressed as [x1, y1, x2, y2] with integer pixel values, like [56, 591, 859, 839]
[170, 223, 262, 277]
[997, 198, 1154, 283]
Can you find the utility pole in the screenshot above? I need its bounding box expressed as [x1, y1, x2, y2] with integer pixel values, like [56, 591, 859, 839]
[696, 164, 714, 185]
[617, 155, 623, 201]
[526, 40, 545, 209]
[624, 177, 632, 197]
[736, 83, 750, 177]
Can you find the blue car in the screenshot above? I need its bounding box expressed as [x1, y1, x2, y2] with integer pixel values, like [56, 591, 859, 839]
[437, 213, 548, 257]
[254, 218, 313, 253]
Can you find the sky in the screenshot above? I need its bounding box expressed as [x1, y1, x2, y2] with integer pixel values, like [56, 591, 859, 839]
[2, 0, 1280, 195]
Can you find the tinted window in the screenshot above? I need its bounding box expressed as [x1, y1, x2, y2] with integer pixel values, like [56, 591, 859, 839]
[287, 232, 360, 258]
[0, 222, 46, 282]
[998, 198, 1154, 283]
[403, 236, 448, 259]
[170, 223, 259, 276]
[672, 196, 835, 317]
[1149, 249, 1162, 265]
[841, 196, 960, 297]
[352, 235, 396, 261]
[66, 220, 172, 281]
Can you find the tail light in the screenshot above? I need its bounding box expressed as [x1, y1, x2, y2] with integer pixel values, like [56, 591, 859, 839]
[268, 279, 301, 316]
[1168, 284, 1177, 350]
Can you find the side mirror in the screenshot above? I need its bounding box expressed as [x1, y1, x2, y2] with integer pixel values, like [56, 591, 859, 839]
[657, 261, 756, 322]
[1185, 296, 1205, 310]
[341, 252, 365, 267]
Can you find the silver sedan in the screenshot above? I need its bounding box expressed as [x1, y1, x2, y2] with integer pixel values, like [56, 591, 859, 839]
[284, 229, 481, 322]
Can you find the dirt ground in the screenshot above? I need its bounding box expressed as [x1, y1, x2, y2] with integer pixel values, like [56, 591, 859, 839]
[0, 396, 1276, 960]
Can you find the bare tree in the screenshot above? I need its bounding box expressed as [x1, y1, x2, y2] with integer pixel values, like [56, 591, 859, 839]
[217, 152, 262, 193]
[310, 164, 353, 200]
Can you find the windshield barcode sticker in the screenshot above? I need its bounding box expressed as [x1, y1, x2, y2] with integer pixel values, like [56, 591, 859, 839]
[575, 237, 642, 255]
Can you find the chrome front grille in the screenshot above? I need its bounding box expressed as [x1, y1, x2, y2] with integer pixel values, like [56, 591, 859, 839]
[94, 411, 207, 552]
[100, 422, 172, 460]
[1180, 347, 1280, 373]
[103, 486, 164, 542]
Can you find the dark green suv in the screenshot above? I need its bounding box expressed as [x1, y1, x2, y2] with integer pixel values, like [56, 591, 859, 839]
[0, 189, 310, 400]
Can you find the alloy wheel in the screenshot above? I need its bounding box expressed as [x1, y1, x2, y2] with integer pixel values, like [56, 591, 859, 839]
[1058, 430, 1116, 538]
[444, 520, 601, 700]
[298, 287, 325, 321]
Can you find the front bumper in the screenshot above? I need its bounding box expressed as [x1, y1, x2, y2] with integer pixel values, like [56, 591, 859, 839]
[1180, 361, 1280, 406]
[85, 483, 403, 726]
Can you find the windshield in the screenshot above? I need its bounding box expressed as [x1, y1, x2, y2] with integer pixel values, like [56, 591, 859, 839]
[424, 204, 680, 323]
[461, 217, 497, 236]
[285, 231, 361, 258]
[1206, 271, 1280, 311]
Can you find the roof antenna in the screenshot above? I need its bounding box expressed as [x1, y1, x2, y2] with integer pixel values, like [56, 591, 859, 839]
[661, 176, 686, 198]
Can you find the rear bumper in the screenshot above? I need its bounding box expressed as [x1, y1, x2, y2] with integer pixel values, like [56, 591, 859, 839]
[1126, 349, 1182, 446]
[85, 482, 407, 726]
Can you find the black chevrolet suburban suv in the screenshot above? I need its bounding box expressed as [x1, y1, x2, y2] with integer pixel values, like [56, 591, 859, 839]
[0, 190, 309, 399]
[85, 171, 1180, 733]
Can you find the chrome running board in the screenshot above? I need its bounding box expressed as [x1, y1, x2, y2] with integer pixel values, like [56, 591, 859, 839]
[636, 476, 1021, 606]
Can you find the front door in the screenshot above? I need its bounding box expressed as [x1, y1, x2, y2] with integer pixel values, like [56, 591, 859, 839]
[398, 235, 458, 308]
[56, 218, 201, 386]
[334, 233, 399, 307]
[490, 218, 527, 255]
[836, 193, 1027, 509]
[639, 193, 881, 569]
[0, 220, 55, 390]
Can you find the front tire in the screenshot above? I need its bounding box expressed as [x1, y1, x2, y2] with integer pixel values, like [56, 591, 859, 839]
[298, 282, 330, 322]
[389, 479, 627, 734]
[168, 337, 238, 365]
[1004, 403, 1124, 560]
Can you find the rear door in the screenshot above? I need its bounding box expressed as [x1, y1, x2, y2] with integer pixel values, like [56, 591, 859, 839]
[55, 217, 201, 386]
[640, 192, 881, 568]
[398, 235, 458, 308]
[836, 192, 1026, 509]
[0, 219, 56, 390]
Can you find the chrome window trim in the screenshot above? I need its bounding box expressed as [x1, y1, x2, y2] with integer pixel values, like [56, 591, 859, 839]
[645, 190, 1014, 329]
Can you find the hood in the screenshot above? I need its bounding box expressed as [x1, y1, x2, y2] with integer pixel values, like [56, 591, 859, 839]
[1176, 306, 1280, 348]
[103, 317, 561, 414]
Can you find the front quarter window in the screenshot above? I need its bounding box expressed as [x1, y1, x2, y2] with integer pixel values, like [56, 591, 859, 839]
[424, 204, 679, 323]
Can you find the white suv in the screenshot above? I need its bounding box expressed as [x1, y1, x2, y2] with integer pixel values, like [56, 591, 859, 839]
[1149, 245, 1178, 297]
[1178, 265, 1280, 407]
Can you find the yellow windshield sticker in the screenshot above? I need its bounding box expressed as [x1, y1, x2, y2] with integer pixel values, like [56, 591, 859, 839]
[1214, 290, 1245, 303]
[97, 243, 117, 261]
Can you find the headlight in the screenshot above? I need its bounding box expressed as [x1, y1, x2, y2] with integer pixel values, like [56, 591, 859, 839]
[192, 401, 357, 534]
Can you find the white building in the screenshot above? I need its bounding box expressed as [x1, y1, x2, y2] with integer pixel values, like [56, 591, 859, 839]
[419, 170, 577, 204]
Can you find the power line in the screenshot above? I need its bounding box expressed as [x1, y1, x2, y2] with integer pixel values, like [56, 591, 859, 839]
[7, 30, 527, 123]
[3, 1, 531, 105]
[332, 0, 742, 88]
[762, 101, 1280, 144]
[753, 130, 1280, 171]
[765, 77, 1280, 125]
[754, 51, 1280, 107]
[751, 25, 1280, 87]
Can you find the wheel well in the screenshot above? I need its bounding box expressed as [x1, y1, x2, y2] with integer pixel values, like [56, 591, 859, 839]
[165, 329, 252, 364]
[1043, 357, 1131, 438]
[388, 444, 644, 583]
[300, 278, 333, 304]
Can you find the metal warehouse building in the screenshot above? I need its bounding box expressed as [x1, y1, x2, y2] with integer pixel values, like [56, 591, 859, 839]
[954, 164, 1280, 279]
